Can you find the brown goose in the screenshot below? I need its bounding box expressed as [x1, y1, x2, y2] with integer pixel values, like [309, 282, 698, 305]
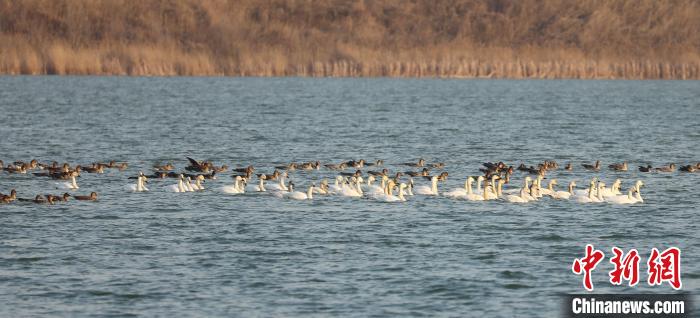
[405, 168, 430, 177]
[0, 189, 17, 202]
[679, 164, 698, 172]
[74, 192, 98, 201]
[324, 162, 347, 171]
[365, 160, 384, 167]
[638, 165, 653, 172]
[401, 158, 425, 167]
[368, 168, 389, 177]
[608, 161, 628, 171]
[185, 157, 212, 173]
[82, 163, 104, 173]
[582, 160, 601, 171]
[46, 193, 71, 202]
[275, 163, 297, 171]
[654, 163, 676, 172]
[153, 163, 175, 171]
[565, 162, 573, 171]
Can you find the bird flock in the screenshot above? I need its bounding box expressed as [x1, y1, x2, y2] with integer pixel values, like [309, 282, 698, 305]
[2, 156, 699, 206]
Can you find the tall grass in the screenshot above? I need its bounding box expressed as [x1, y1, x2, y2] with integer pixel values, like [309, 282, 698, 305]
[1, 0, 699, 78]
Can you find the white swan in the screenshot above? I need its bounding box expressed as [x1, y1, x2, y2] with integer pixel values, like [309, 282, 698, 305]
[277, 182, 314, 200]
[184, 177, 195, 192]
[246, 176, 266, 192]
[443, 177, 471, 198]
[575, 178, 597, 197]
[483, 176, 499, 200]
[166, 175, 188, 193]
[463, 177, 485, 201]
[576, 182, 604, 203]
[540, 179, 556, 196]
[337, 177, 363, 197]
[56, 175, 79, 190]
[128, 175, 149, 192]
[373, 182, 406, 202]
[414, 176, 439, 195]
[631, 180, 644, 203]
[266, 173, 289, 192]
[328, 176, 345, 194]
[551, 180, 575, 200]
[189, 175, 204, 191]
[220, 176, 245, 194]
[505, 188, 529, 203]
[601, 179, 622, 197]
[606, 189, 638, 204]
[313, 179, 329, 194]
[503, 176, 529, 194]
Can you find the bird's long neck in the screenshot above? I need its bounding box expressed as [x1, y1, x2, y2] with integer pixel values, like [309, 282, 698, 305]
[71, 176, 78, 188]
[466, 180, 473, 195]
[398, 187, 405, 200]
[568, 183, 575, 194]
[307, 187, 313, 199]
[259, 178, 265, 191]
[431, 178, 438, 194]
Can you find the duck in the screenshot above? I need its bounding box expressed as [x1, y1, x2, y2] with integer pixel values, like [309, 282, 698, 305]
[608, 162, 628, 171]
[220, 176, 246, 194]
[365, 160, 384, 167]
[414, 175, 439, 195]
[339, 169, 362, 178]
[153, 163, 175, 171]
[31, 195, 54, 204]
[429, 162, 445, 169]
[346, 159, 365, 168]
[582, 160, 601, 171]
[368, 168, 389, 177]
[654, 163, 676, 172]
[638, 165, 653, 172]
[233, 165, 255, 174]
[0, 189, 17, 203]
[401, 158, 425, 167]
[405, 168, 430, 177]
[82, 163, 104, 174]
[46, 193, 71, 202]
[565, 162, 573, 171]
[299, 161, 320, 170]
[324, 162, 347, 171]
[74, 192, 98, 201]
[679, 164, 698, 172]
[185, 157, 212, 173]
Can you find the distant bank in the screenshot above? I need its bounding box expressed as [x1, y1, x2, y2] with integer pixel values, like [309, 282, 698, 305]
[1, 0, 699, 79]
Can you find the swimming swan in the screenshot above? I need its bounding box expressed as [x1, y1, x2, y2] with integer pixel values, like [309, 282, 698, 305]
[166, 175, 188, 193]
[220, 176, 245, 194]
[414, 176, 439, 195]
[56, 175, 79, 190]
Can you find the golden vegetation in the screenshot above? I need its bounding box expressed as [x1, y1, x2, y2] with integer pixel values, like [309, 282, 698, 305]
[1, 0, 699, 78]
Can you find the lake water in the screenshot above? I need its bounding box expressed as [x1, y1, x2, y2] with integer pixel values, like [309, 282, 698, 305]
[1, 77, 699, 317]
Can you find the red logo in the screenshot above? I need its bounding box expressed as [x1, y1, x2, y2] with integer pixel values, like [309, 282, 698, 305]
[573, 245, 682, 291]
[572, 244, 605, 291]
[647, 247, 682, 290]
